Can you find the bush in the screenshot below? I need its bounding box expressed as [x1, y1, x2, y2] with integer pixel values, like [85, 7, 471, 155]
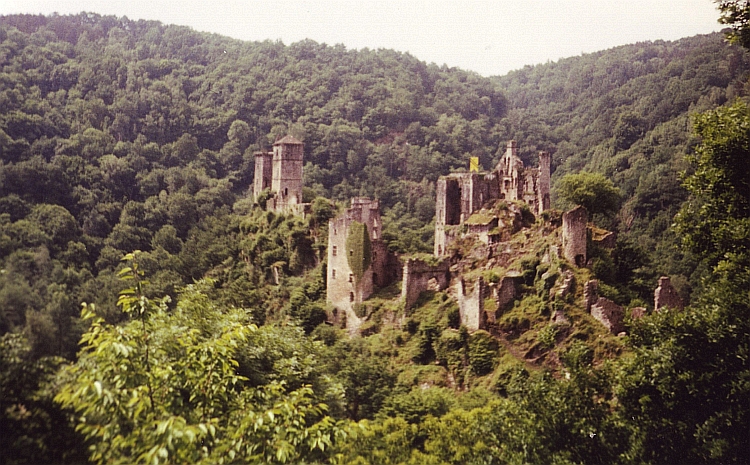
[468, 330, 498, 376]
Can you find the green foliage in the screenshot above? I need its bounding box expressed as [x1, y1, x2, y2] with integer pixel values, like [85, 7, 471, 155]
[537, 323, 559, 350]
[345, 220, 372, 282]
[718, 0, 750, 49]
[557, 172, 622, 216]
[467, 330, 498, 376]
[675, 100, 750, 277]
[0, 333, 86, 464]
[324, 337, 395, 420]
[55, 253, 349, 464]
[377, 387, 455, 424]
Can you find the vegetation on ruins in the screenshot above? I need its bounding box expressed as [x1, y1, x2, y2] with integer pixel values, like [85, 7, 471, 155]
[344, 221, 372, 283]
[1, 7, 750, 464]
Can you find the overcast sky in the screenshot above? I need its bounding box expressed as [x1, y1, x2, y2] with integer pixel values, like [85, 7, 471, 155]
[1, 0, 723, 76]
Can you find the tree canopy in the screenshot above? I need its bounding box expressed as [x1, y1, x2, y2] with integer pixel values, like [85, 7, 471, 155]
[556, 172, 622, 216]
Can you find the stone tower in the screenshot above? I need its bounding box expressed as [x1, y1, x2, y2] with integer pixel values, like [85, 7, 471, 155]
[537, 151, 551, 215]
[271, 135, 304, 212]
[563, 205, 588, 267]
[327, 198, 390, 332]
[253, 151, 273, 202]
[498, 140, 524, 201]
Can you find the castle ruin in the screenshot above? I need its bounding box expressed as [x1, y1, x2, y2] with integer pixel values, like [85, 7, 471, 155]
[326, 198, 399, 331]
[562, 205, 588, 267]
[253, 135, 305, 213]
[434, 141, 551, 256]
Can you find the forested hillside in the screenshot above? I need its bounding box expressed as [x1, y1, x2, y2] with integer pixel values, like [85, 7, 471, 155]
[2, 11, 750, 465]
[493, 32, 750, 297]
[0, 12, 509, 357]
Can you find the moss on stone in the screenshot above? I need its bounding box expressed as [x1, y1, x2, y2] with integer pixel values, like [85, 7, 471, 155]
[346, 220, 372, 282]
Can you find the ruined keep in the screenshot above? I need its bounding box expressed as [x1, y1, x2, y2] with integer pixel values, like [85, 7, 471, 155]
[253, 135, 304, 213]
[327, 198, 397, 331]
[562, 206, 588, 267]
[434, 140, 551, 256]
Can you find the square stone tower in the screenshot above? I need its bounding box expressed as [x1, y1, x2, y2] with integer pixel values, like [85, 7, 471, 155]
[253, 151, 273, 202]
[271, 135, 304, 212]
[327, 198, 390, 331]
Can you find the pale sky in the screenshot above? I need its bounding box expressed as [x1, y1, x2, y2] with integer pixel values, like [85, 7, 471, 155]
[1, 0, 723, 76]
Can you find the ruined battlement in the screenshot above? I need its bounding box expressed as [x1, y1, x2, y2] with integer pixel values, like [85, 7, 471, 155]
[434, 140, 551, 256]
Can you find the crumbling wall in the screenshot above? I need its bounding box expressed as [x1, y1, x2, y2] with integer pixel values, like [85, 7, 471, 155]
[466, 218, 498, 245]
[253, 151, 273, 202]
[563, 206, 588, 267]
[583, 279, 599, 312]
[537, 151, 551, 215]
[487, 275, 521, 323]
[401, 258, 450, 309]
[583, 279, 625, 334]
[495, 276, 518, 310]
[434, 173, 496, 256]
[434, 177, 461, 256]
[497, 140, 524, 201]
[456, 277, 487, 331]
[654, 276, 683, 311]
[591, 297, 625, 334]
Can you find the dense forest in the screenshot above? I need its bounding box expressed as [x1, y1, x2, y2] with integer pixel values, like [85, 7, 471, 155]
[1, 10, 750, 465]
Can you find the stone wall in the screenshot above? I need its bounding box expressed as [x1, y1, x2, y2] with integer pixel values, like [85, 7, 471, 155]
[271, 135, 304, 212]
[456, 276, 487, 331]
[252, 151, 273, 202]
[591, 297, 625, 334]
[654, 276, 684, 311]
[401, 258, 451, 310]
[563, 206, 588, 267]
[584, 279, 625, 334]
[537, 151, 551, 215]
[486, 275, 521, 323]
[434, 172, 496, 256]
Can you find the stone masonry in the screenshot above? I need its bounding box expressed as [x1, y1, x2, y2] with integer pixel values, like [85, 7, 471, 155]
[253, 135, 304, 213]
[654, 276, 684, 311]
[562, 206, 588, 267]
[434, 140, 551, 256]
[401, 258, 451, 310]
[327, 198, 396, 331]
[456, 276, 488, 331]
[584, 279, 625, 334]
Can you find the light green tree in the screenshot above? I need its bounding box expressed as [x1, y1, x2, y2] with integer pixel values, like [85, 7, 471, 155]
[55, 252, 351, 465]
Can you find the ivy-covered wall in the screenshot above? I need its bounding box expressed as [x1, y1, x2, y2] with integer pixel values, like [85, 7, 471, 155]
[346, 221, 372, 282]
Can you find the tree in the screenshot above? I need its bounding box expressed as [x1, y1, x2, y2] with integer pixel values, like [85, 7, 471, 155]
[55, 253, 350, 465]
[0, 333, 86, 464]
[674, 100, 750, 273]
[717, 0, 750, 49]
[556, 172, 622, 216]
[615, 98, 750, 464]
